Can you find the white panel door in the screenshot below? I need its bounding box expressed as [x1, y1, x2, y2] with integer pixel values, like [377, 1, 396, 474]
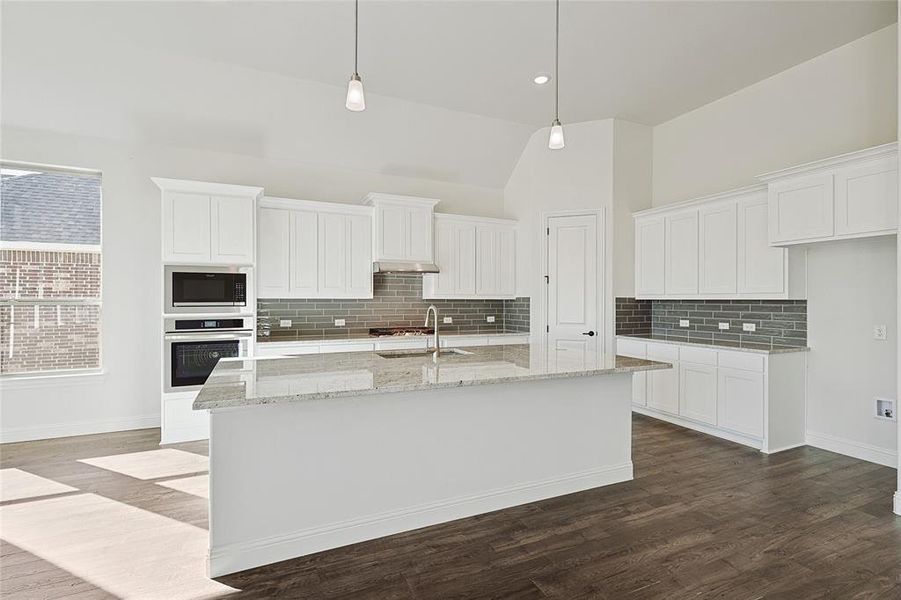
[290, 210, 319, 297]
[407, 207, 434, 262]
[717, 367, 765, 438]
[476, 226, 498, 296]
[211, 196, 254, 264]
[378, 205, 407, 260]
[698, 202, 737, 295]
[163, 192, 211, 262]
[546, 214, 598, 370]
[665, 210, 699, 295]
[679, 362, 717, 425]
[257, 208, 290, 297]
[768, 174, 834, 243]
[737, 195, 785, 295]
[635, 217, 665, 297]
[496, 227, 516, 297]
[318, 213, 348, 297]
[346, 214, 373, 298]
[834, 158, 898, 236]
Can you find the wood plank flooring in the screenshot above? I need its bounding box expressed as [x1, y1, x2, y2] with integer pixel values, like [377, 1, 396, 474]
[2, 415, 899, 599]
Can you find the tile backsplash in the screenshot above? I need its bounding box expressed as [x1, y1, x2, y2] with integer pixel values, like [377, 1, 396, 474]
[259, 273, 530, 341]
[616, 298, 807, 349]
[615, 297, 652, 336]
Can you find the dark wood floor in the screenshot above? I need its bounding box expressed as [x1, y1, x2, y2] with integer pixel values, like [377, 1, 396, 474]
[2, 415, 900, 599]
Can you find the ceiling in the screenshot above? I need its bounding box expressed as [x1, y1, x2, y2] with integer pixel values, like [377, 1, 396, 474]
[14, 0, 898, 127]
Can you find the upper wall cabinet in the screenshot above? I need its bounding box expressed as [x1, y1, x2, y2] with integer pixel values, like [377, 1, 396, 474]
[423, 214, 516, 299]
[759, 143, 898, 246]
[634, 186, 805, 300]
[362, 193, 440, 263]
[257, 197, 372, 299]
[154, 178, 262, 265]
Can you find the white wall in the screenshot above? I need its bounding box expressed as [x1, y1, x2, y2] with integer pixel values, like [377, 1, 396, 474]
[612, 120, 653, 297]
[650, 24, 899, 465]
[0, 127, 509, 442]
[806, 237, 898, 467]
[653, 24, 898, 206]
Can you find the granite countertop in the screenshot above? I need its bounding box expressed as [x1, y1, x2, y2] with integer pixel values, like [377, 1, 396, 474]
[616, 334, 810, 355]
[194, 343, 671, 410]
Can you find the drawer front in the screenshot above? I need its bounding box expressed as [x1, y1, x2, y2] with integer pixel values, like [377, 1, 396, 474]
[256, 343, 319, 357]
[319, 342, 376, 354]
[647, 343, 679, 362]
[488, 335, 530, 346]
[679, 346, 718, 366]
[376, 338, 428, 351]
[442, 336, 489, 348]
[717, 350, 765, 372]
[617, 339, 647, 358]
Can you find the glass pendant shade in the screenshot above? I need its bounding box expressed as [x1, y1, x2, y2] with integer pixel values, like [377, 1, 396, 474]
[346, 74, 366, 112]
[548, 119, 565, 150]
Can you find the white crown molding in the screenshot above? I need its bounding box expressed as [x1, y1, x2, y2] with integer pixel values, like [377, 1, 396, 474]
[361, 193, 441, 208]
[434, 212, 518, 226]
[756, 142, 898, 182]
[259, 196, 372, 216]
[633, 183, 766, 218]
[151, 177, 264, 198]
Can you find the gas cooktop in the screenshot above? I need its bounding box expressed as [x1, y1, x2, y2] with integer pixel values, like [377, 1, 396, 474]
[369, 327, 435, 337]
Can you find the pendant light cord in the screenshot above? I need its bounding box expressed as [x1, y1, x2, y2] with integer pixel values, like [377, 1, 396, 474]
[353, 0, 359, 76]
[554, 0, 559, 121]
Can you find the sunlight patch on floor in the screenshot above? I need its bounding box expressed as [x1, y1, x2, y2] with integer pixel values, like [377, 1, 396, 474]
[78, 448, 208, 480]
[157, 474, 210, 499]
[0, 492, 236, 599]
[0, 468, 78, 502]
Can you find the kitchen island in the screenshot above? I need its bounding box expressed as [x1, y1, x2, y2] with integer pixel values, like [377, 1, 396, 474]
[195, 343, 668, 576]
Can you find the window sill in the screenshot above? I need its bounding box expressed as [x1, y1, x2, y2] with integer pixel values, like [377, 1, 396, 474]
[1, 369, 107, 390]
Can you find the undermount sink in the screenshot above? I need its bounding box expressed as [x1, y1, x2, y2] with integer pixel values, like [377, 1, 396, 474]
[376, 348, 474, 359]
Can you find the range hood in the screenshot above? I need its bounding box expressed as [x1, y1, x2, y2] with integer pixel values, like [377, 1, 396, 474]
[372, 261, 440, 274]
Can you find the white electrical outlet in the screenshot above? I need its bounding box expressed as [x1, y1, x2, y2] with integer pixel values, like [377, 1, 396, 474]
[718, 322, 730, 330]
[874, 325, 887, 340]
[679, 319, 690, 328]
[443, 316, 453, 324]
[487, 316, 496, 323]
[875, 398, 895, 421]
[334, 318, 346, 327]
[743, 323, 757, 333]
[279, 319, 292, 328]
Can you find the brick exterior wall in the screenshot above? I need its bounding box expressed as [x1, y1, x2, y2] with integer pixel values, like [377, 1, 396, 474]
[0, 249, 101, 374]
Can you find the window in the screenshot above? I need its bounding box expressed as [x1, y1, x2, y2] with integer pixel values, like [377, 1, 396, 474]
[0, 162, 102, 376]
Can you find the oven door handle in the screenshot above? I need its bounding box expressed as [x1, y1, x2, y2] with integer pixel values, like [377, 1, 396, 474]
[164, 332, 253, 342]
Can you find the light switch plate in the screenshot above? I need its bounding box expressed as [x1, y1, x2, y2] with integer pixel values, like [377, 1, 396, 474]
[679, 319, 690, 328]
[334, 319, 346, 327]
[486, 316, 496, 323]
[718, 322, 730, 330]
[279, 319, 292, 328]
[443, 316, 453, 324]
[874, 325, 887, 340]
[743, 323, 756, 332]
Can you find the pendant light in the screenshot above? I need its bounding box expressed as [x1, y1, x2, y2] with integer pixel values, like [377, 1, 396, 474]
[346, 0, 366, 111]
[548, 0, 564, 149]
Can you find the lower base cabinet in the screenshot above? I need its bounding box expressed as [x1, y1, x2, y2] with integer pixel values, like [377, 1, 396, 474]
[617, 336, 806, 453]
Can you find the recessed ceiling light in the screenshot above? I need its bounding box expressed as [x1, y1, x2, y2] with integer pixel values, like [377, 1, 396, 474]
[533, 75, 550, 85]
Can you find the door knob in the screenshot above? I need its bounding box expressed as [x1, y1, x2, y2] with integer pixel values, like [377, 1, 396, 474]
[582, 331, 596, 336]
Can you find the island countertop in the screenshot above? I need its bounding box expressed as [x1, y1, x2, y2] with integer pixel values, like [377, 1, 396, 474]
[194, 343, 671, 410]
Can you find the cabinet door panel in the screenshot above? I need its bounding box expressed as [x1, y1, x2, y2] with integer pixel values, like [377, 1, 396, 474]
[430, 220, 457, 296]
[834, 158, 898, 236]
[457, 224, 478, 295]
[665, 211, 699, 295]
[346, 214, 373, 298]
[768, 174, 834, 243]
[318, 213, 348, 296]
[378, 206, 407, 260]
[290, 210, 319, 297]
[635, 218, 665, 296]
[407, 208, 433, 261]
[496, 227, 515, 297]
[476, 226, 498, 296]
[211, 196, 254, 264]
[738, 196, 785, 294]
[698, 203, 737, 294]
[257, 208, 290, 297]
[647, 361, 679, 414]
[717, 367, 764, 438]
[679, 362, 717, 425]
[164, 192, 211, 262]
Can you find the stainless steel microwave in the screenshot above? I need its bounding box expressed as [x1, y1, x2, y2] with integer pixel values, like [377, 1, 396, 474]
[164, 266, 247, 314]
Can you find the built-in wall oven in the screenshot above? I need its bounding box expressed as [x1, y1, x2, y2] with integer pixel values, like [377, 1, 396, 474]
[164, 266, 247, 314]
[164, 317, 253, 392]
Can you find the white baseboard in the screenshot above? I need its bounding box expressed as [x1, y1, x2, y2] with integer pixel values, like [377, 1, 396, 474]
[805, 431, 897, 468]
[633, 406, 763, 450]
[0, 414, 160, 444]
[209, 462, 633, 577]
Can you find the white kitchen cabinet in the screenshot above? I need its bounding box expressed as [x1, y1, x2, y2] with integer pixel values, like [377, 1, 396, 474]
[154, 178, 262, 265]
[717, 367, 764, 438]
[698, 202, 737, 295]
[646, 344, 679, 414]
[257, 197, 372, 299]
[616, 338, 648, 407]
[424, 215, 516, 300]
[363, 193, 440, 263]
[679, 362, 717, 425]
[664, 210, 699, 296]
[737, 194, 785, 295]
[760, 143, 897, 246]
[635, 217, 665, 297]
